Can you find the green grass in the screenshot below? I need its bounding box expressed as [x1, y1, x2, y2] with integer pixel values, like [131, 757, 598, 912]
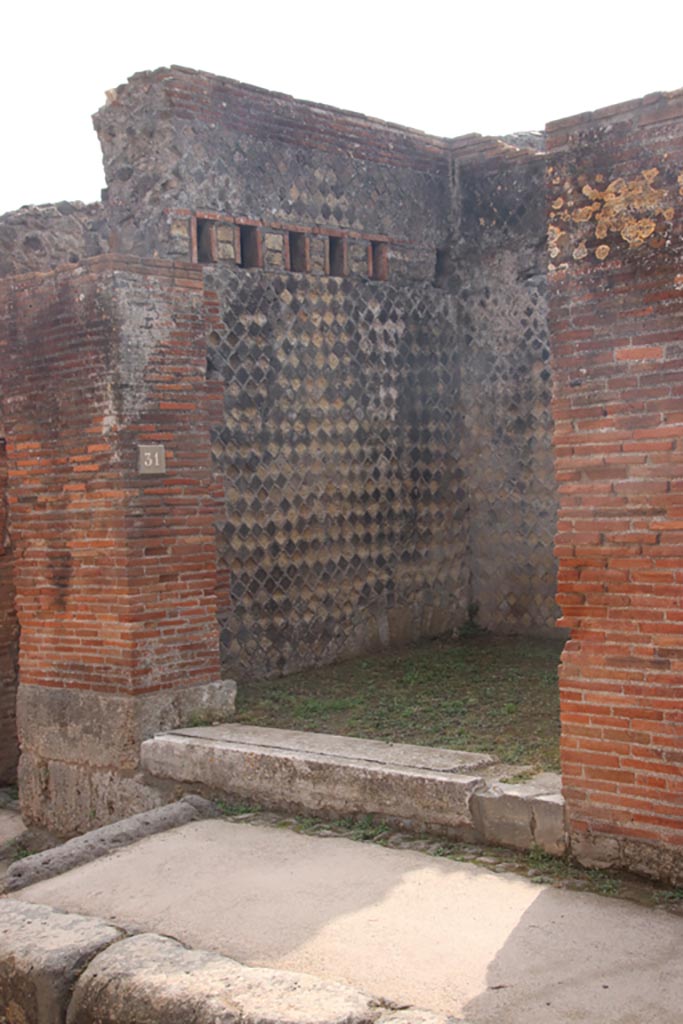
[653, 887, 683, 906]
[233, 633, 564, 771]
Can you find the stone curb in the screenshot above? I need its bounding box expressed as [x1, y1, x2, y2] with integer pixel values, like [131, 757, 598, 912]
[3, 795, 217, 894]
[0, 899, 123, 1024]
[0, 900, 463, 1024]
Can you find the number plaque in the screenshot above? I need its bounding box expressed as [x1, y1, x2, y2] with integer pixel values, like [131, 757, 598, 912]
[137, 444, 166, 475]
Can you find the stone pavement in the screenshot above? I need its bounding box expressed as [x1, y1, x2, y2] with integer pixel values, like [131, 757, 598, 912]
[9, 816, 683, 1023]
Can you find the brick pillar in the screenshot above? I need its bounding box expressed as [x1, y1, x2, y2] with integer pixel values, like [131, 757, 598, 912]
[0, 441, 19, 784]
[0, 256, 231, 833]
[548, 91, 683, 882]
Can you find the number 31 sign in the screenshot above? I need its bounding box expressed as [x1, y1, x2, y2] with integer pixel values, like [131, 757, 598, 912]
[137, 445, 167, 475]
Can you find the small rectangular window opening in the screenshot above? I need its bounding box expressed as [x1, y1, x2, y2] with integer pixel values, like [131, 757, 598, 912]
[370, 241, 389, 282]
[327, 236, 347, 277]
[196, 219, 216, 264]
[288, 231, 309, 273]
[434, 246, 449, 286]
[239, 225, 262, 269]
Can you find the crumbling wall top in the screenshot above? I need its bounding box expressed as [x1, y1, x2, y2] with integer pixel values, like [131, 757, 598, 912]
[0, 201, 107, 279]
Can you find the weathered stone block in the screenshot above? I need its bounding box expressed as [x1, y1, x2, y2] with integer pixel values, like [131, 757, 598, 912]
[470, 789, 534, 851]
[169, 218, 190, 239]
[18, 753, 164, 836]
[67, 932, 376, 1024]
[0, 900, 121, 1024]
[471, 775, 566, 854]
[532, 793, 566, 856]
[570, 831, 621, 871]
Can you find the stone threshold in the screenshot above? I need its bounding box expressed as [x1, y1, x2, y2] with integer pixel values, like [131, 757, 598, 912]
[141, 724, 566, 856]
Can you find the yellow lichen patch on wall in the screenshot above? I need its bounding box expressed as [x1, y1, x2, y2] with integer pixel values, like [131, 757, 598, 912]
[573, 168, 674, 249]
[548, 223, 565, 260]
[572, 203, 600, 223]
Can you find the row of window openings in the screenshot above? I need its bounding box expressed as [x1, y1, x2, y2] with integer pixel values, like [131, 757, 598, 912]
[196, 221, 389, 281]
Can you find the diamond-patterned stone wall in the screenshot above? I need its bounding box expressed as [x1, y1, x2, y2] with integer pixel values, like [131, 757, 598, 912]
[454, 151, 560, 634]
[206, 266, 468, 679]
[90, 67, 560, 670]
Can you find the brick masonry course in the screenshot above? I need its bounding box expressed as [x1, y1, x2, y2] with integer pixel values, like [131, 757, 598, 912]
[0, 446, 18, 784]
[0, 257, 234, 832]
[548, 88, 683, 880]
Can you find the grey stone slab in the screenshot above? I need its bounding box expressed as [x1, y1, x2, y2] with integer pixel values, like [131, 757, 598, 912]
[169, 724, 496, 773]
[470, 777, 566, 854]
[67, 932, 378, 1024]
[4, 795, 217, 893]
[0, 899, 122, 1024]
[142, 733, 485, 830]
[532, 793, 567, 856]
[470, 789, 534, 850]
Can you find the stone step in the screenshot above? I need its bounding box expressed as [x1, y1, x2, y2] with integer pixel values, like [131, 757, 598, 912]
[142, 724, 493, 834]
[142, 724, 566, 854]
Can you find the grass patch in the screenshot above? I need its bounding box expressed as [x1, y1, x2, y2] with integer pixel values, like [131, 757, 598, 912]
[11, 844, 31, 862]
[233, 633, 563, 771]
[215, 799, 261, 816]
[653, 887, 683, 907]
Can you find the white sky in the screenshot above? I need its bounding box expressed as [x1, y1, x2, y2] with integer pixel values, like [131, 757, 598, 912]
[3, 0, 683, 215]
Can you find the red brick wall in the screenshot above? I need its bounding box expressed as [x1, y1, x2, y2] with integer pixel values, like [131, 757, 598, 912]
[548, 90, 683, 876]
[0, 255, 221, 699]
[0, 442, 19, 783]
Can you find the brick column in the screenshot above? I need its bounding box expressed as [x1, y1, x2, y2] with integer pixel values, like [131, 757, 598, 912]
[548, 91, 683, 882]
[0, 442, 19, 784]
[0, 256, 231, 833]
